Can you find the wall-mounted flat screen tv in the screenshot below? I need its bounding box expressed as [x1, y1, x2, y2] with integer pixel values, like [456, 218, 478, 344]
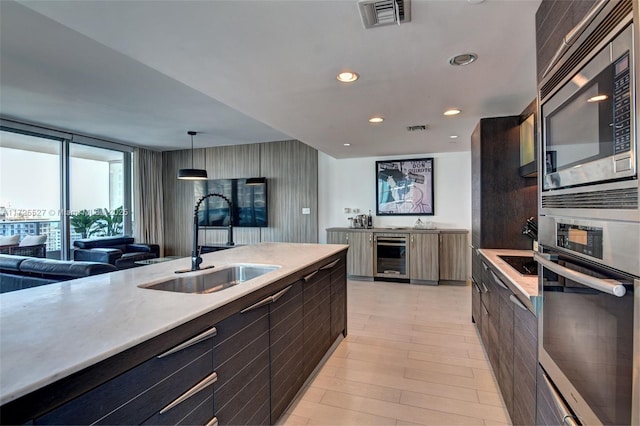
[194, 178, 268, 227]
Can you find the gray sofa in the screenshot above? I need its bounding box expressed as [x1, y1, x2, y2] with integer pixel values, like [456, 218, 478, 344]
[0, 255, 116, 294]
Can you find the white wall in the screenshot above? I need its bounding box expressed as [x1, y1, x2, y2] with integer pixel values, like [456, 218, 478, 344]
[318, 151, 471, 243]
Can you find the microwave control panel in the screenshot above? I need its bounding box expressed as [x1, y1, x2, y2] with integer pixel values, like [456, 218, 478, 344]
[613, 51, 631, 155]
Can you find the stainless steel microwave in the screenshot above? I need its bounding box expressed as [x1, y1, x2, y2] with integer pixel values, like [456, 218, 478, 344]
[541, 23, 635, 192]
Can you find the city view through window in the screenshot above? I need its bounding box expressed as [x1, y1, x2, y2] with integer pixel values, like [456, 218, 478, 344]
[0, 130, 128, 259]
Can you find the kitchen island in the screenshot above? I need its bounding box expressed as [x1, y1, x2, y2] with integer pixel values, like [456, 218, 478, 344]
[0, 242, 348, 425]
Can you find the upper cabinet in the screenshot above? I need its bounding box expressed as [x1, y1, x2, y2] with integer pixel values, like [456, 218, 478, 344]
[518, 99, 538, 178]
[535, 0, 598, 83]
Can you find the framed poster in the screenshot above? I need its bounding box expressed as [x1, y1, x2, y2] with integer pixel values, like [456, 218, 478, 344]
[376, 158, 434, 216]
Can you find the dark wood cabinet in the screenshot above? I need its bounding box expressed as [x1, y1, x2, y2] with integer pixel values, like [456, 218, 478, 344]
[8, 251, 348, 426]
[302, 267, 332, 379]
[471, 117, 538, 256]
[213, 305, 271, 426]
[36, 329, 216, 425]
[477, 261, 538, 426]
[269, 280, 305, 422]
[535, 0, 597, 83]
[329, 258, 347, 343]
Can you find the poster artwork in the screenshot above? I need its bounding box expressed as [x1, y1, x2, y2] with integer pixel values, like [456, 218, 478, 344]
[376, 158, 434, 215]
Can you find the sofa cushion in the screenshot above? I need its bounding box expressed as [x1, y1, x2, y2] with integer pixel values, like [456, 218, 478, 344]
[0, 235, 19, 246]
[19, 234, 47, 246]
[74, 236, 135, 249]
[0, 254, 30, 271]
[19, 258, 116, 278]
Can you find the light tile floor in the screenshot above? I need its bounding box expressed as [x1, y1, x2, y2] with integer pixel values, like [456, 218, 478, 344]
[278, 280, 510, 426]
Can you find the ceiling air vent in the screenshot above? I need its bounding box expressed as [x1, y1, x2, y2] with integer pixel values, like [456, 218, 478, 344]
[358, 0, 411, 29]
[406, 125, 427, 132]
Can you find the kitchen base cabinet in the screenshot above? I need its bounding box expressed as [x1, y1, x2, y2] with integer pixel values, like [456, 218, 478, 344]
[213, 306, 271, 426]
[302, 268, 332, 379]
[439, 232, 467, 282]
[347, 231, 373, 277]
[409, 233, 439, 283]
[474, 259, 538, 426]
[329, 259, 347, 342]
[269, 281, 305, 422]
[35, 331, 216, 425]
[5, 251, 348, 426]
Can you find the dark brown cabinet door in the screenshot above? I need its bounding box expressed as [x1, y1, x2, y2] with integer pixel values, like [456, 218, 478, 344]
[512, 296, 537, 426]
[270, 280, 305, 423]
[35, 333, 215, 425]
[213, 305, 270, 426]
[303, 268, 332, 379]
[330, 259, 347, 342]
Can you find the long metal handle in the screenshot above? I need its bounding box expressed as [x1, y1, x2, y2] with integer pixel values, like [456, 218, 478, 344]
[481, 282, 488, 294]
[534, 252, 627, 297]
[157, 327, 217, 359]
[472, 280, 482, 294]
[241, 294, 274, 313]
[303, 270, 319, 282]
[509, 294, 528, 311]
[160, 372, 218, 414]
[271, 285, 293, 303]
[377, 242, 406, 247]
[205, 417, 218, 426]
[241, 285, 293, 313]
[489, 270, 508, 290]
[320, 259, 340, 270]
[542, 372, 581, 426]
[541, 0, 608, 78]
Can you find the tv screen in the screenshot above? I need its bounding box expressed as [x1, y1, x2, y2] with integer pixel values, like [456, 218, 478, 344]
[195, 178, 268, 227]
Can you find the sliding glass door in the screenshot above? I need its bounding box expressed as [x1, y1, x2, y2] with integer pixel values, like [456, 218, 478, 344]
[0, 124, 132, 260]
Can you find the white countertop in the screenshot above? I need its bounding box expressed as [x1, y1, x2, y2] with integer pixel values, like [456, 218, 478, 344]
[478, 248, 538, 299]
[0, 242, 347, 405]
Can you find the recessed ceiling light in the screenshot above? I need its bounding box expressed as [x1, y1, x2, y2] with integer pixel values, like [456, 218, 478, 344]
[449, 53, 478, 66]
[449, 135, 459, 139]
[444, 109, 461, 116]
[343, 143, 351, 146]
[337, 71, 359, 83]
[369, 116, 384, 123]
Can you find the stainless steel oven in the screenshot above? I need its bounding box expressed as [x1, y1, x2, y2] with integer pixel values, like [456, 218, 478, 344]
[535, 247, 638, 425]
[374, 233, 409, 280]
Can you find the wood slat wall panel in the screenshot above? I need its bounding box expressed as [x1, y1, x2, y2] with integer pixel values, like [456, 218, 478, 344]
[162, 140, 318, 256]
[260, 140, 318, 243]
[162, 149, 205, 256]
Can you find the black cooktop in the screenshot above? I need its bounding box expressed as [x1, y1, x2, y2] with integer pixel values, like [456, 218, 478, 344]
[498, 255, 537, 276]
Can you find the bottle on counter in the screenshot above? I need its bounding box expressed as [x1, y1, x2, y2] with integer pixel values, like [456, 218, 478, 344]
[367, 210, 373, 228]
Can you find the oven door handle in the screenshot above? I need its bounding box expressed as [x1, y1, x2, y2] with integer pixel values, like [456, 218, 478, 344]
[534, 252, 626, 297]
[377, 242, 406, 247]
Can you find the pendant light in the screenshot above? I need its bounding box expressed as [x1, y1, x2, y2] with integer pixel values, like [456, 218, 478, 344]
[178, 131, 208, 180]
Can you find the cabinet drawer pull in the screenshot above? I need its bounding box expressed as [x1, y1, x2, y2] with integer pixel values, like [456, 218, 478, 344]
[320, 259, 340, 270]
[157, 327, 217, 359]
[271, 285, 293, 303]
[489, 270, 508, 290]
[160, 372, 218, 414]
[481, 282, 488, 294]
[241, 294, 274, 313]
[482, 262, 488, 271]
[509, 294, 528, 311]
[473, 281, 482, 294]
[241, 285, 293, 313]
[303, 270, 319, 282]
[205, 417, 218, 426]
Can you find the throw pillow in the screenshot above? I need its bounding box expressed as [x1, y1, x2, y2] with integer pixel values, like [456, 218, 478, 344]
[19, 234, 47, 246]
[0, 235, 19, 246]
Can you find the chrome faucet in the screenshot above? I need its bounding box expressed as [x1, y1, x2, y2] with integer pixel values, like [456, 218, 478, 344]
[177, 192, 234, 273]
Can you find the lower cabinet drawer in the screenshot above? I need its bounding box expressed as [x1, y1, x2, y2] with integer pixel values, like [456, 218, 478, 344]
[36, 336, 214, 425]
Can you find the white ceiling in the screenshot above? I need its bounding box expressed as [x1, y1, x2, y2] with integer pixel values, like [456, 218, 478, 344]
[0, 0, 541, 159]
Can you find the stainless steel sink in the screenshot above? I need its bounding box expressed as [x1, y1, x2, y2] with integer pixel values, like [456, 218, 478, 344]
[139, 264, 280, 294]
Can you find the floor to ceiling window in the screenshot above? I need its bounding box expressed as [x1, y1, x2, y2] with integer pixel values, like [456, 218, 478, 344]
[0, 122, 133, 260]
[0, 130, 63, 258]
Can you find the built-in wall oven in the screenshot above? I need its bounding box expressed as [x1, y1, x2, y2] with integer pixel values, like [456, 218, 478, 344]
[374, 233, 409, 281]
[537, 0, 639, 424]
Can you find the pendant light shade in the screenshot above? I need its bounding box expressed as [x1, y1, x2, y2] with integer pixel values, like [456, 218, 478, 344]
[178, 131, 208, 180]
